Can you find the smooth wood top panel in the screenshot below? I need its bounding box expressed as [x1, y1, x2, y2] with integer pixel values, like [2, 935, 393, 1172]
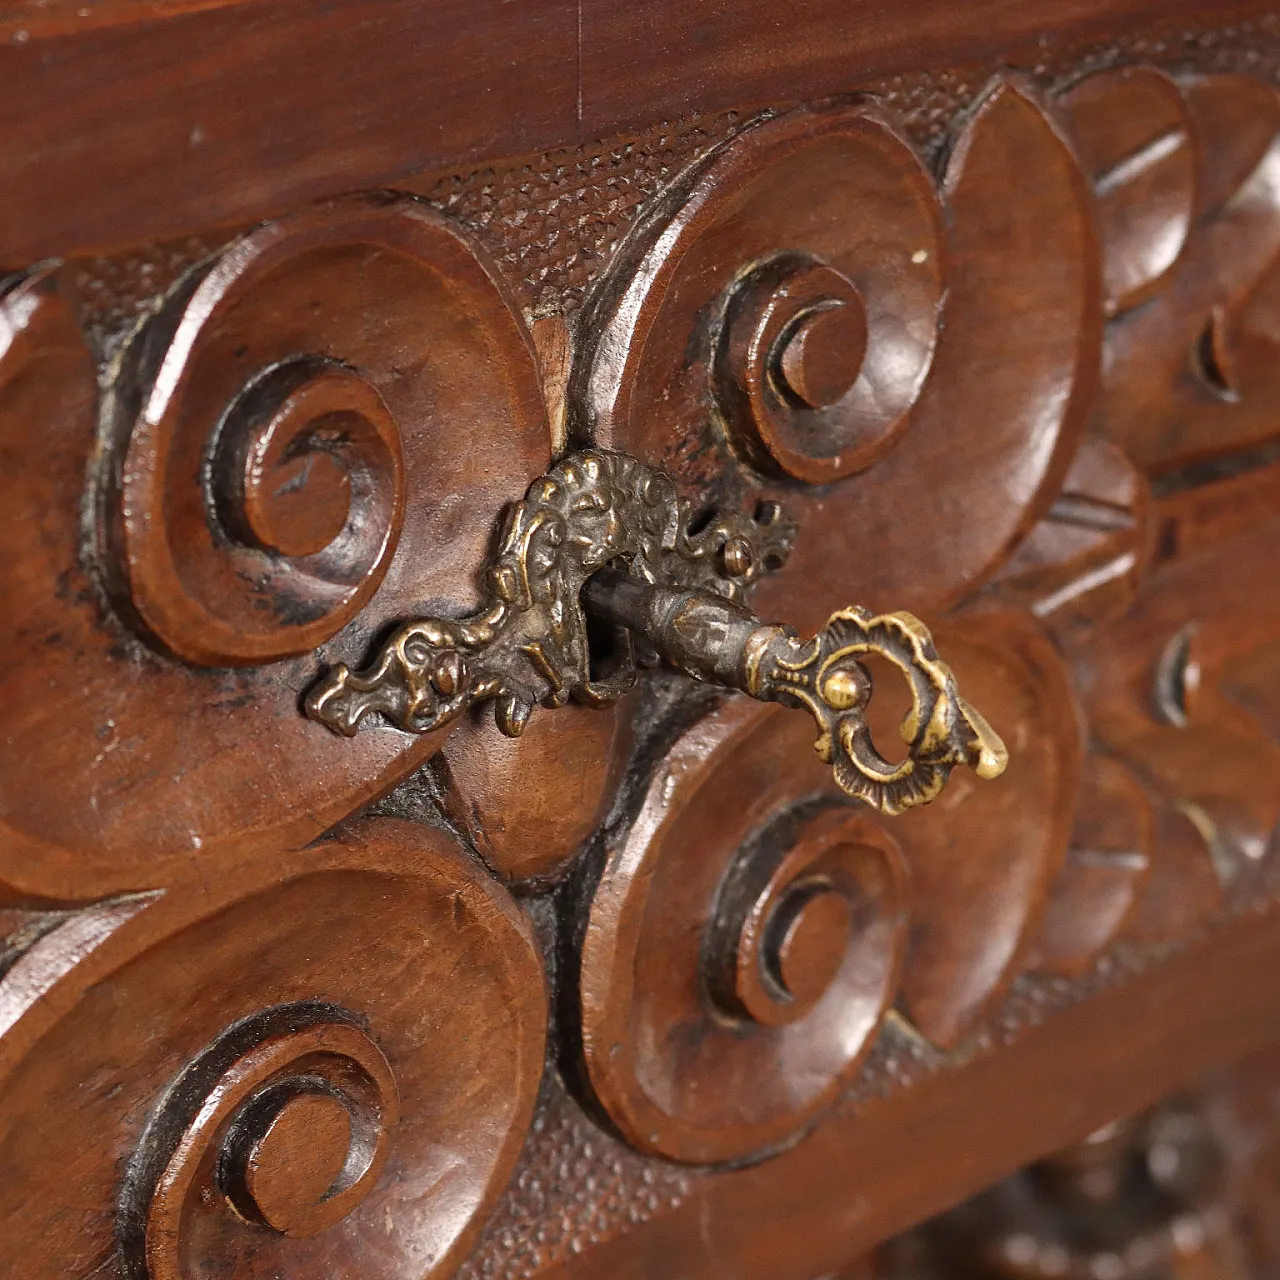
[0, 0, 1268, 265]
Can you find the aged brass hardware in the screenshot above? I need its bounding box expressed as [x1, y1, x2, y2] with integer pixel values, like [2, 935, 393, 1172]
[306, 449, 1007, 814]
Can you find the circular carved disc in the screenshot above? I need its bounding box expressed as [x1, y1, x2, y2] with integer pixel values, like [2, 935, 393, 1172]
[0, 205, 551, 897]
[577, 697, 909, 1165]
[0, 818, 546, 1280]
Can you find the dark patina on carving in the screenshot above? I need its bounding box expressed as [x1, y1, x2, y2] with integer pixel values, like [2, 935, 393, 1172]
[306, 448, 1006, 814]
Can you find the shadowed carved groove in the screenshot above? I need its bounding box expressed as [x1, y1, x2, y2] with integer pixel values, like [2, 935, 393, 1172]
[119, 1003, 401, 1276]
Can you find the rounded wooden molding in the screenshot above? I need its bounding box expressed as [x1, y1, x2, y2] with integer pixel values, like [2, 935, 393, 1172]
[0, 818, 546, 1280]
[576, 697, 909, 1165]
[437, 697, 634, 887]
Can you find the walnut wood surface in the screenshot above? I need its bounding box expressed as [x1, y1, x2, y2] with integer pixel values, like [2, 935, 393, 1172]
[536, 908, 1280, 1280]
[0, 0, 1269, 266]
[2, 5, 1280, 1280]
[0, 201, 551, 898]
[0, 818, 546, 1279]
[862, 1069, 1280, 1280]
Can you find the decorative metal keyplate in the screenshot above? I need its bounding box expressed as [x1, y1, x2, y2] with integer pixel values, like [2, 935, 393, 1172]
[306, 449, 1006, 815]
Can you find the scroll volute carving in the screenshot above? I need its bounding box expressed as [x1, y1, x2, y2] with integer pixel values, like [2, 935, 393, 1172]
[104, 200, 555, 665]
[0, 200, 552, 898]
[0, 818, 546, 1280]
[1058, 67, 1280, 470]
[574, 79, 1099, 632]
[572, 604, 1081, 1156]
[574, 696, 910, 1165]
[575, 102, 947, 495]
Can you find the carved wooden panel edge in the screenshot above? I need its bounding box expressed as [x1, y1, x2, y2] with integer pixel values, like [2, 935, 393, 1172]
[0, 40, 1279, 1280]
[850, 1069, 1279, 1280]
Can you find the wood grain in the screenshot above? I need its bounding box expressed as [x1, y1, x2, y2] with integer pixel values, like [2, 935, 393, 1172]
[0, 0, 1269, 265]
[0, 818, 547, 1280]
[1, 13, 1280, 1279]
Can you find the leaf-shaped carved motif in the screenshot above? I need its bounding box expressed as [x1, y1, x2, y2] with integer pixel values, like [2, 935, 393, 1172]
[1062, 71, 1280, 470]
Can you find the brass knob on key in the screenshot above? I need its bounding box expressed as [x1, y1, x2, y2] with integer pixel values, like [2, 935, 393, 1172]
[305, 450, 1007, 815]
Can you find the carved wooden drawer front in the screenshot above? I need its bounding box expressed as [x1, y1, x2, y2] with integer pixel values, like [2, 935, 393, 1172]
[2, 5, 1280, 1279]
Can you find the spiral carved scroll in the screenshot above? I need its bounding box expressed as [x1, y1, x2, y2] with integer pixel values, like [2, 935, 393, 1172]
[0, 818, 545, 1280]
[0, 201, 552, 897]
[104, 198, 548, 667]
[3, 54, 1280, 1279]
[575, 697, 909, 1165]
[575, 83, 1100, 633]
[122, 1005, 402, 1273]
[574, 102, 947, 479]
